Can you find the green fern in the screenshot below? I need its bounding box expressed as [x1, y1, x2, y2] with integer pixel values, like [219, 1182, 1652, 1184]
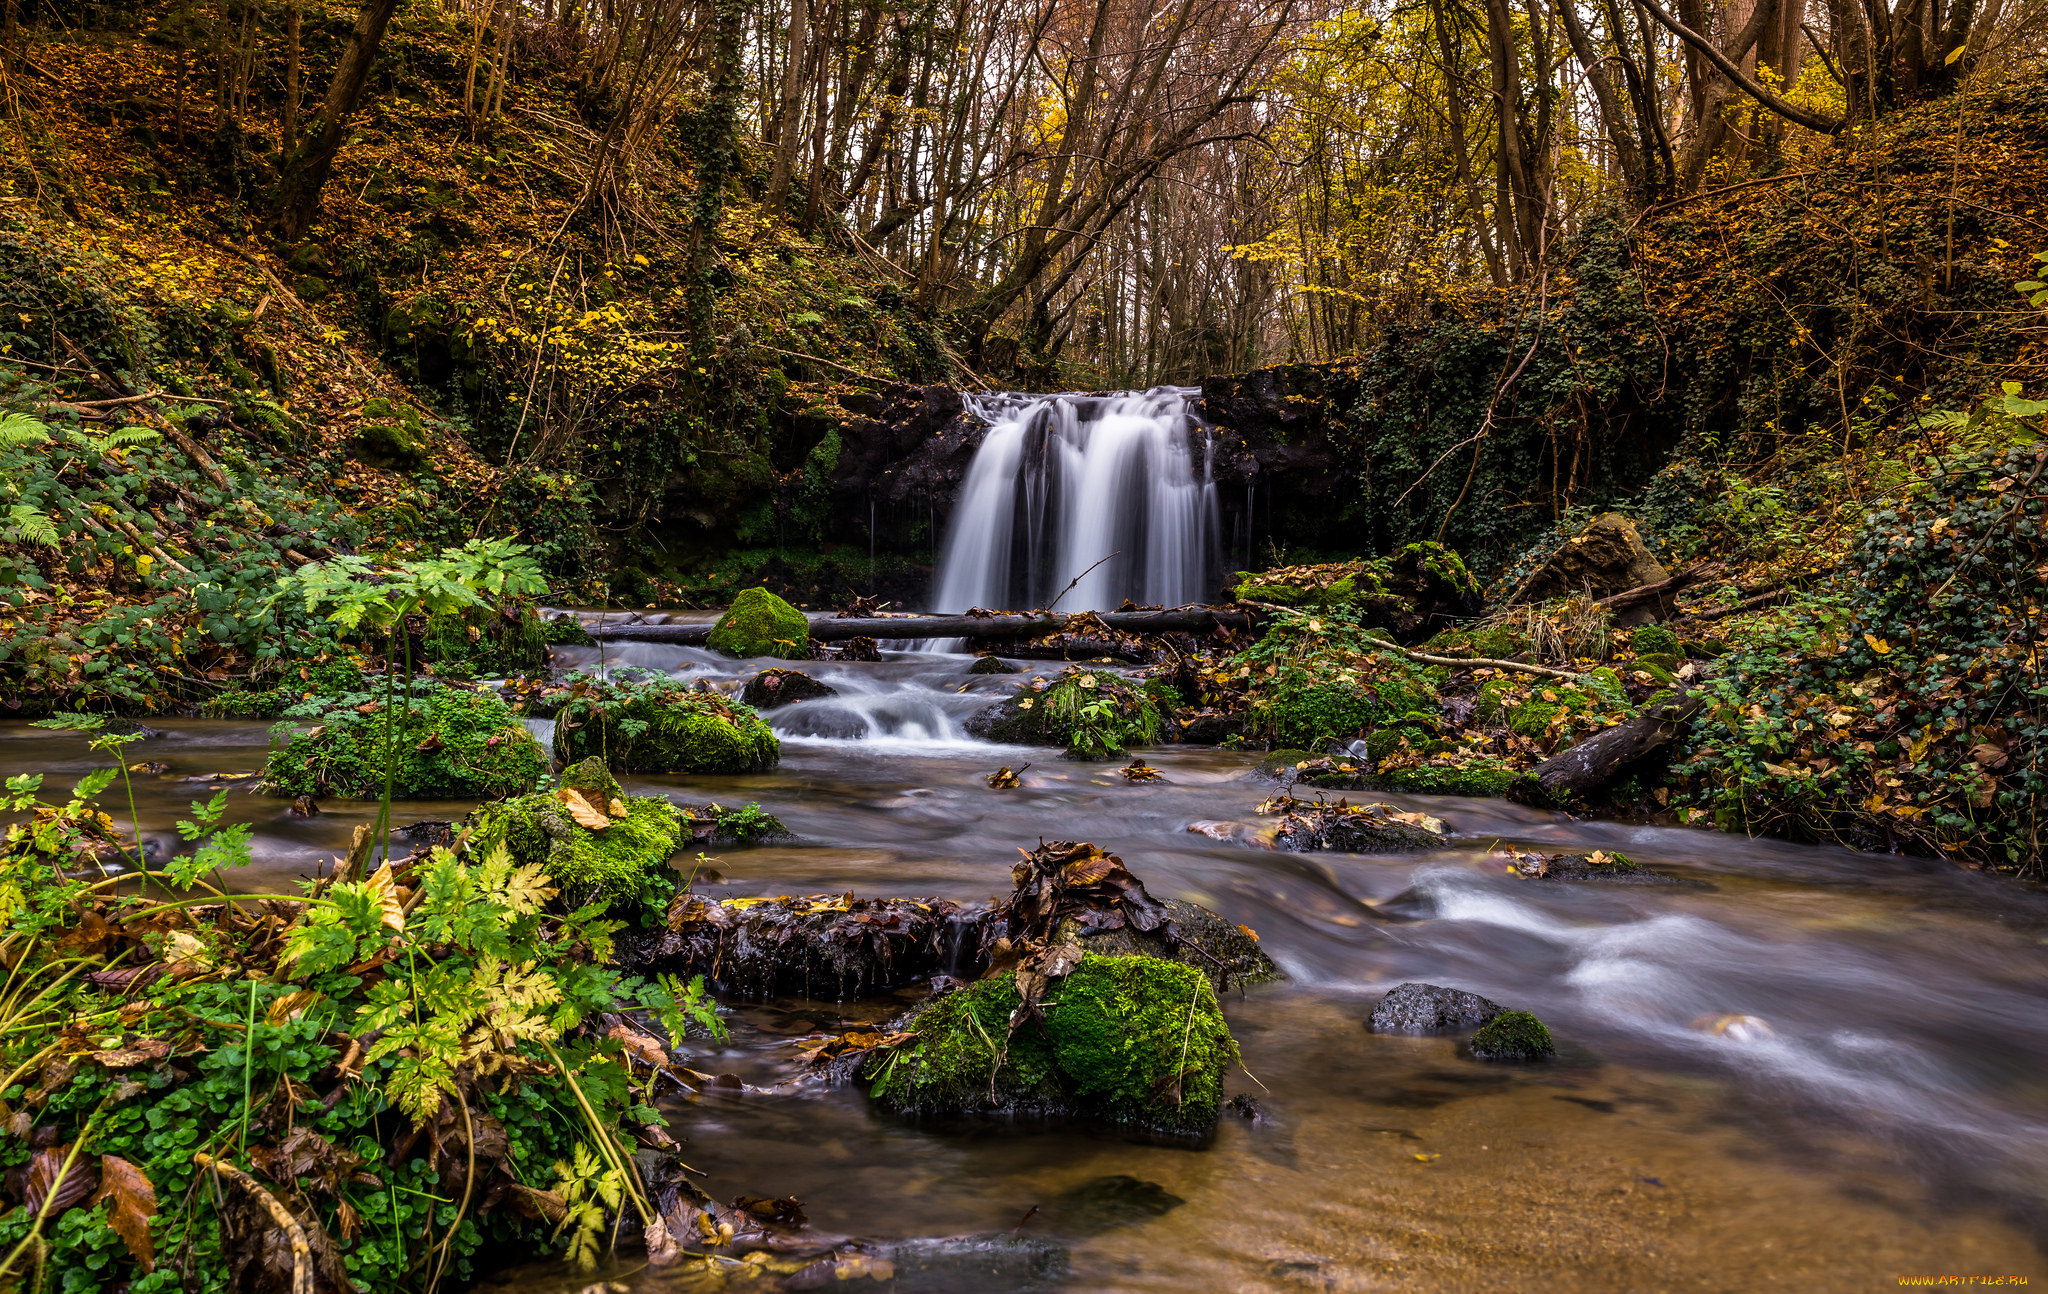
[2, 504, 58, 548]
[0, 414, 52, 447]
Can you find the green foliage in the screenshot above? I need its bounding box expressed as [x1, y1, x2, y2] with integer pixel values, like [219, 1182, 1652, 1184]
[419, 600, 552, 679]
[553, 676, 780, 774]
[264, 680, 547, 800]
[468, 781, 686, 909]
[706, 586, 811, 659]
[1671, 441, 2046, 868]
[865, 954, 1237, 1136]
[1231, 606, 1437, 750]
[1470, 1010, 1555, 1060]
[978, 668, 1162, 759]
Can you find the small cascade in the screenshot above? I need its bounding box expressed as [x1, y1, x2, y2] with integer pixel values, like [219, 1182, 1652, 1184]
[929, 387, 1220, 613]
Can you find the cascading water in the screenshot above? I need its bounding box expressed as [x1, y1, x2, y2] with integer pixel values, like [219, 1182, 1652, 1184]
[928, 387, 1221, 613]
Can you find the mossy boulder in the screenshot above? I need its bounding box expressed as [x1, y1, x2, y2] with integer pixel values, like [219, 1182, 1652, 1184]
[1246, 670, 1435, 752]
[1470, 1010, 1556, 1061]
[264, 682, 546, 800]
[966, 668, 1161, 759]
[707, 587, 811, 659]
[467, 756, 684, 900]
[554, 678, 779, 774]
[863, 954, 1238, 1137]
[351, 397, 428, 470]
[1630, 625, 1682, 658]
[1054, 898, 1282, 987]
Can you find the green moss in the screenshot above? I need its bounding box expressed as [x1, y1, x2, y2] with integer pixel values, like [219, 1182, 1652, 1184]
[1470, 1010, 1555, 1061]
[707, 587, 811, 659]
[468, 757, 683, 901]
[1373, 760, 1519, 798]
[540, 616, 596, 647]
[554, 677, 779, 773]
[353, 398, 428, 470]
[971, 669, 1161, 758]
[1507, 700, 1562, 738]
[419, 602, 550, 679]
[264, 683, 546, 800]
[1631, 625, 1681, 657]
[864, 954, 1237, 1136]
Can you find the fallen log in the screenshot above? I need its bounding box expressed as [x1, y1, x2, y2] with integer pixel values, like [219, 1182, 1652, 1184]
[594, 605, 1251, 645]
[1592, 563, 1721, 613]
[1507, 686, 1710, 809]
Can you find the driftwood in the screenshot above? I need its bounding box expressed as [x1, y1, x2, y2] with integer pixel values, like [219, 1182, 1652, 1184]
[1508, 686, 1709, 808]
[595, 605, 1251, 645]
[1592, 563, 1720, 612]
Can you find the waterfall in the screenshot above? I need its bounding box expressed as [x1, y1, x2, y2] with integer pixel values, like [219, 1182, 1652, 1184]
[928, 387, 1219, 613]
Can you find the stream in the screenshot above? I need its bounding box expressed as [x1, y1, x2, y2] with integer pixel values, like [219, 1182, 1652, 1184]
[7, 636, 2046, 1291]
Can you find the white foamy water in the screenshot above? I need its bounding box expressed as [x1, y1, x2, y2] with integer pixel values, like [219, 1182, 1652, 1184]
[929, 387, 1220, 613]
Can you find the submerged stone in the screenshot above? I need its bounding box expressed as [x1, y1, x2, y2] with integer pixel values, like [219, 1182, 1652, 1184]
[1470, 1009, 1556, 1061]
[1368, 982, 1504, 1033]
[554, 677, 779, 774]
[708, 587, 811, 659]
[863, 952, 1238, 1137]
[739, 667, 836, 709]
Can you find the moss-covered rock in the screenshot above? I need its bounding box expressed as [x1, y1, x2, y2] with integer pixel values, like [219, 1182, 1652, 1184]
[863, 953, 1238, 1137]
[1507, 700, 1562, 738]
[707, 587, 811, 659]
[1469, 1010, 1555, 1061]
[966, 668, 1161, 759]
[467, 756, 684, 901]
[1371, 760, 1520, 798]
[739, 667, 836, 709]
[264, 682, 546, 800]
[352, 397, 428, 469]
[540, 615, 596, 647]
[554, 677, 779, 774]
[1054, 898, 1282, 987]
[1630, 625, 1681, 658]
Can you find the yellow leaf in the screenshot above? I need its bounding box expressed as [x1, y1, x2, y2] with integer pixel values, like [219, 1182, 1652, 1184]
[557, 787, 611, 831]
[1863, 634, 1890, 655]
[266, 989, 324, 1026]
[1945, 42, 1965, 63]
[365, 861, 406, 932]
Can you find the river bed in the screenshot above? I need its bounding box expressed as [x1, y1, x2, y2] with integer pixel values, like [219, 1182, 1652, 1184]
[7, 641, 2046, 1291]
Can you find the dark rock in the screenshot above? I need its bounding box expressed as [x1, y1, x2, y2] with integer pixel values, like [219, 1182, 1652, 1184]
[1226, 1093, 1268, 1122]
[739, 668, 837, 709]
[288, 794, 319, 819]
[1509, 512, 1670, 618]
[1264, 796, 1446, 853]
[1037, 1176, 1185, 1234]
[968, 654, 1020, 674]
[1368, 982, 1504, 1033]
[1057, 896, 1282, 988]
[834, 635, 881, 661]
[1507, 849, 1695, 885]
[613, 893, 964, 1000]
[1173, 710, 1242, 744]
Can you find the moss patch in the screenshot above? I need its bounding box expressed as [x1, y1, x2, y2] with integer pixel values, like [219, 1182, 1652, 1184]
[419, 601, 550, 679]
[707, 587, 811, 659]
[263, 682, 545, 800]
[864, 954, 1237, 1137]
[468, 757, 683, 900]
[966, 668, 1161, 759]
[554, 677, 779, 774]
[1470, 1010, 1556, 1061]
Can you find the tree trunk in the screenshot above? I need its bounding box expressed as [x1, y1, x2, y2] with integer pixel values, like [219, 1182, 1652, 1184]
[594, 607, 1254, 645]
[272, 0, 404, 241]
[283, 2, 302, 145]
[1508, 688, 1709, 807]
[766, 0, 811, 214]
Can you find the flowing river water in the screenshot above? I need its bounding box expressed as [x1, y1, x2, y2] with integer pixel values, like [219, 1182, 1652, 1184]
[7, 636, 2047, 1291]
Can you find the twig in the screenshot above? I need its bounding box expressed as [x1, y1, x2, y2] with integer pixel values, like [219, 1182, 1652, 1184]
[193, 1153, 313, 1294]
[751, 343, 894, 384]
[1045, 552, 1119, 613]
[1239, 601, 1592, 681]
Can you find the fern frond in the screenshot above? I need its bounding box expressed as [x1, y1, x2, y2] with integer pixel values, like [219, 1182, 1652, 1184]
[0, 414, 52, 447]
[3, 505, 58, 548]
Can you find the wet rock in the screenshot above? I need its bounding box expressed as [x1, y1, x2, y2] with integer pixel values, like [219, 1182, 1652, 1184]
[1226, 1093, 1268, 1122]
[1260, 793, 1446, 852]
[834, 635, 881, 662]
[613, 892, 963, 1000]
[1508, 513, 1670, 619]
[1368, 982, 1504, 1033]
[862, 952, 1237, 1137]
[1469, 1010, 1556, 1061]
[1173, 709, 1242, 744]
[1502, 847, 1694, 885]
[968, 654, 1020, 674]
[708, 587, 811, 659]
[1037, 1175, 1185, 1234]
[740, 668, 837, 709]
[1058, 897, 1280, 988]
[288, 794, 319, 819]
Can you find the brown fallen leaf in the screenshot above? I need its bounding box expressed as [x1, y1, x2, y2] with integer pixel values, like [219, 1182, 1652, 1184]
[363, 862, 406, 933]
[557, 786, 611, 830]
[90, 1155, 157, 1271]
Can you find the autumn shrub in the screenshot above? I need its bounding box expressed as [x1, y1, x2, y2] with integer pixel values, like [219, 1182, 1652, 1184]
[1671, 443, 2046, 869]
